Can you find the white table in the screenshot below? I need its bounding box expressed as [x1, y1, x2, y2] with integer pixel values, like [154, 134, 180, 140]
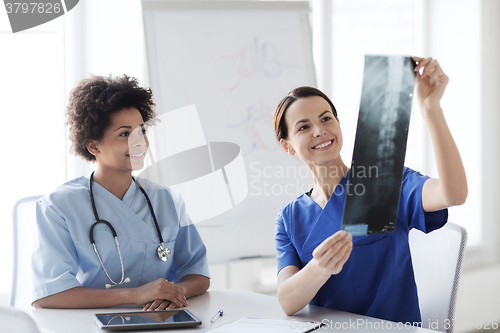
[28, 289, 436, 332]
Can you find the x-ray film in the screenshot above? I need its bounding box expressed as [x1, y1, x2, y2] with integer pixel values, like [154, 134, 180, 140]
[341, 55, 416, 236]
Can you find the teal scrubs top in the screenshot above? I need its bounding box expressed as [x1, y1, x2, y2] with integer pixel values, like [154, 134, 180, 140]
[32, 176, 209, 303]
[275, 167, 448, 323]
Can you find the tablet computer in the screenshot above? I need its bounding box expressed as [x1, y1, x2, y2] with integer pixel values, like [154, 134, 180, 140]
[93, 309, 201, 331]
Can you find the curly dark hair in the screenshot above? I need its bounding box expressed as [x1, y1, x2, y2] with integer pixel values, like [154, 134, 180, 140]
[65, 74, 157, 162]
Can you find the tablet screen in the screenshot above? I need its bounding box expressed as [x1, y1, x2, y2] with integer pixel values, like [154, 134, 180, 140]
[94, 309, 201, 330]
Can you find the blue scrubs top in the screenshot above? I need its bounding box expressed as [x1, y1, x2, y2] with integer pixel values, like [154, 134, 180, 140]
[275, 167, 448, 323]
[32, 176, 209, 303]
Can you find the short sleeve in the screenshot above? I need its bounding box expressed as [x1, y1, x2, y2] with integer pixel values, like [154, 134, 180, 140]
[32, 198, 82, 303]
[169, 191, 210, 283]
[275, 208, 301, 274]
[398, 167, 448, 233]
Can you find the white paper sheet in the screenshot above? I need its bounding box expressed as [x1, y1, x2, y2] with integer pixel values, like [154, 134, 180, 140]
[205, 317, 322, 333]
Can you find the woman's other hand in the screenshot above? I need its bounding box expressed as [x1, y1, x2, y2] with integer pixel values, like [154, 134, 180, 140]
[311, 230, 353, 277]
[143, 300, 177, 311]
[413, 56, 449, 110]
[134, 278, 189, 310]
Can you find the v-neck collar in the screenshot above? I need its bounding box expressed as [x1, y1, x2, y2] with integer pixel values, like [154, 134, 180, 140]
[122, 180, 137, 207]
[90, 177, 137, 208]
[305, 171, 350, 210]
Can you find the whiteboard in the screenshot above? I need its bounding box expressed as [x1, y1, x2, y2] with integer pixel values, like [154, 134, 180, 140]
[142, 1, 315, 264]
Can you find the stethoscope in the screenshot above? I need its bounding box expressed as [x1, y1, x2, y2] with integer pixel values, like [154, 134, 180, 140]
[89, 171, 171, 288]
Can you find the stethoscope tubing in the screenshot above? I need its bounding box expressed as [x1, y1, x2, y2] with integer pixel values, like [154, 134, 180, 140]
[132, 177, 164, 245]
[88, 172, 164, 246]
[88, 172, 170, 288]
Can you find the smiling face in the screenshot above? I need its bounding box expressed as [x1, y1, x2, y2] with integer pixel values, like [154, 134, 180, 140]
[280, 96, 343, 166]
[87, 107, 149, 175]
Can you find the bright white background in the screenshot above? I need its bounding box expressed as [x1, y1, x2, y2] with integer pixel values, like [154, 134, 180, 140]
[1, 1, 499, 332]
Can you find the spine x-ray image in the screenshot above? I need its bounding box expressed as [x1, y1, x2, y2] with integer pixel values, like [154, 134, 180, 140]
[341, 55, 416, 236]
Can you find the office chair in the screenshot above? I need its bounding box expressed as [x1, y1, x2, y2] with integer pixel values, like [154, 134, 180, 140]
[0, 306, 40, 333]
[10, 195, 43, 309]
[409, 222, 467, 333]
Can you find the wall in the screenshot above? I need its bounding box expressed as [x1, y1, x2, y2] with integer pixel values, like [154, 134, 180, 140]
[454, 1, 500, 332]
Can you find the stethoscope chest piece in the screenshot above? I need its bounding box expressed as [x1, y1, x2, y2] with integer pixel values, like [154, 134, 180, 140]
[157, 244, 171, 262]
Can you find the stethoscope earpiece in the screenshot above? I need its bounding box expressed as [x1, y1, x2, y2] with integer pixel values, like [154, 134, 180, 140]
[89, 172, 170, 288]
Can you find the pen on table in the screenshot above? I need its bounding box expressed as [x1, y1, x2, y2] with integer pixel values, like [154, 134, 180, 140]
[210, 309, 223, 323]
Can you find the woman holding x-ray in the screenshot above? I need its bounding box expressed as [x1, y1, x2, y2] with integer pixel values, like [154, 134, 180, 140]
[273, 57, 468, 322]
[32, 75, 210, 310]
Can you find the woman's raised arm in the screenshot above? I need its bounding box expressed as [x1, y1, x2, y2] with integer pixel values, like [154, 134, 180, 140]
[413, 56, 468, 212]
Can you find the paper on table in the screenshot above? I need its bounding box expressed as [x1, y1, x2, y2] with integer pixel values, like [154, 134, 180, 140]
[204, 317, 322, 333]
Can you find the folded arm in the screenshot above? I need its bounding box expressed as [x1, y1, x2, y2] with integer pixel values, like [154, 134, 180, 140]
[143, 274, 210, 311]
[33, 277, 192, 309]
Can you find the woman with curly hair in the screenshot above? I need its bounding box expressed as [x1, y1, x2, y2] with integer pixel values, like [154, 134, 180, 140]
[32, 75, 210, 310]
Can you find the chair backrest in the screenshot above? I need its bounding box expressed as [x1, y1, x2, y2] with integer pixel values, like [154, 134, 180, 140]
[10, 195, 43, 309]
[0, 306, 40, 333]
[409, 222, 467, 333]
